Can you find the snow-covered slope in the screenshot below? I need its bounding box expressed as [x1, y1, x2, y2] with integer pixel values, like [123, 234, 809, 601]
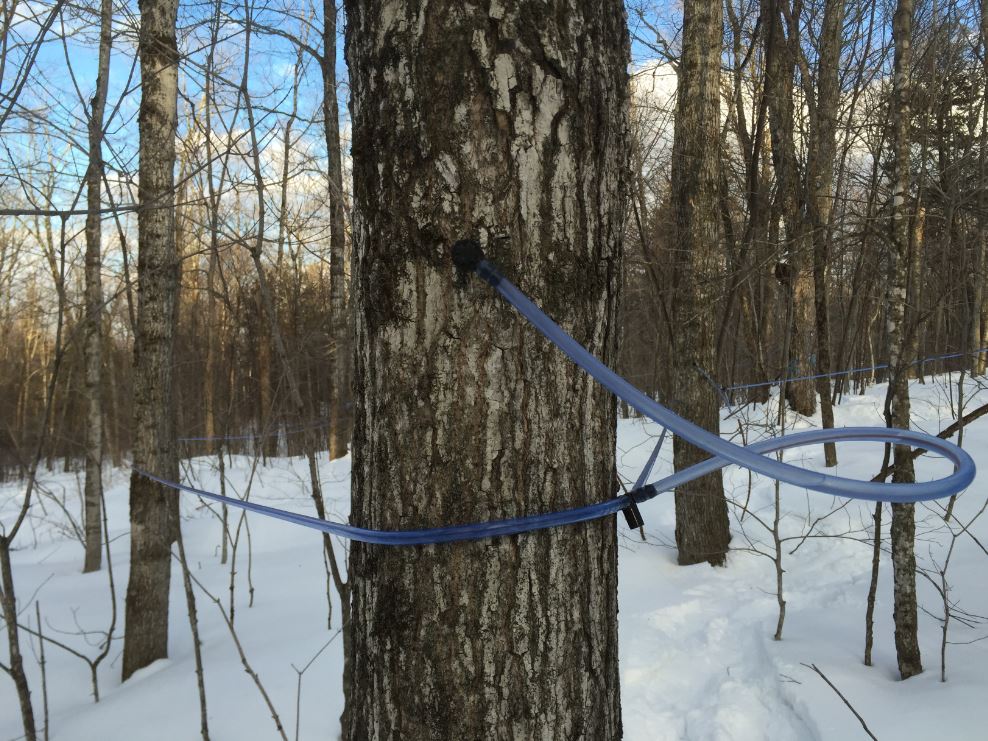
[2, 374, 986, 740]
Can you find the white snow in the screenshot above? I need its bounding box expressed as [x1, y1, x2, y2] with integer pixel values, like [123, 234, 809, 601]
[2, 374, 987, 740]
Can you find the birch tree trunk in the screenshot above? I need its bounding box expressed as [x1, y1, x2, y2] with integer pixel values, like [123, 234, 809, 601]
[322, 0, 350, 460]
[888, 0, 922, 681]
[343, 1, 628, 737]
[122, 0, 180, 682]
[669, 0, 731, 566]
[82, 0, 113, 573]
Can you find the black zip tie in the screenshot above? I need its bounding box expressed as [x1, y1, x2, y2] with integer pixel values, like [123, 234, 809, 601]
[622, 485, 655, 530]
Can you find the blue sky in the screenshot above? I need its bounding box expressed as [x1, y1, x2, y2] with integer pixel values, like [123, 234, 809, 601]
[7, 1, 677, 214]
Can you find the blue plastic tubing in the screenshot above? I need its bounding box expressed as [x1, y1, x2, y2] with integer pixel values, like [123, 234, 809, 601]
[136, 258, 976, 546]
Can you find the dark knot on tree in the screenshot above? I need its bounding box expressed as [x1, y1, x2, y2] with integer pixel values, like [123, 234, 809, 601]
[774, 260, 793, 287]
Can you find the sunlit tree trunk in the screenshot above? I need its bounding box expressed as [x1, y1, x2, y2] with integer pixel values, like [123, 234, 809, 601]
[122, 0, 180, 682]
[343, 1, 629, 736]
[888, 0, 922, 681]
[323, 0, 350, 460]
[763, 0, 816, 416]
[669, 0, 731, 566]
[82, 0, 113, 573]
[807, 0, 845, 466]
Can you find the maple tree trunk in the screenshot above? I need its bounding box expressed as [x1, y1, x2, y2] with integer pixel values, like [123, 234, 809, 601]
[82, 0, 113, 573]
[122, 0, 181, 682]
[343, 1, 629, 736]
[323, 0, 351, 460]
[669, 0, 731, 566]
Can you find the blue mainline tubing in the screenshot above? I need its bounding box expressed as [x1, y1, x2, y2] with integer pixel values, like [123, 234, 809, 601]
[724, 348, 988, 392]
[179, 401, 357, 443]
[135, 245, 976, 546]
[175, 354, 988, 442]
[178, 419, 331, 443]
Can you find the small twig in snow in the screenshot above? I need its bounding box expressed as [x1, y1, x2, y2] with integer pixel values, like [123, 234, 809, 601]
[802, 663, 878, 740]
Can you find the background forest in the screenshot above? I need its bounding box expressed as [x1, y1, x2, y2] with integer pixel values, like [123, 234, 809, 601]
[1, 0, 986, 477]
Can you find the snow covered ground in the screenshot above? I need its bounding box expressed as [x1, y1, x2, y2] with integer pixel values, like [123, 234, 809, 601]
[2, 374, 987, 740]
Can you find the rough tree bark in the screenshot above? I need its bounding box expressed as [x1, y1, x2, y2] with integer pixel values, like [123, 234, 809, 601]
[888, 0, 922, 681]
[322, 0, 351, 460]
[342, 1, 628, 737]
[669, 0, 731, 567]
[122, 0, 180, 682]
[82, 0, 113, 573]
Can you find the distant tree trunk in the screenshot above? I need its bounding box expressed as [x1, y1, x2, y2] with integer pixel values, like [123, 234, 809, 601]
[749, 127, 778, 405]
[236, 14, 351, 656]
[888, 0, 922, 681]
[808, 0, 845, 466]
[82, 0, 113, 573]
[322, 0, 350, 460]
[669, 0, 731, 567]
[203, 249, 217, 452]
[122, 0, 180, 682]
[343, 1, 628, 737]
[203, 20, 224, 453]
[763, 0, 816, 416]
[973, 0, 988, 376]
[257, 305, 274, 457]
[834, 132, 885, 401]
[731, 33, 774, 405]
[908, 207, 925, 369]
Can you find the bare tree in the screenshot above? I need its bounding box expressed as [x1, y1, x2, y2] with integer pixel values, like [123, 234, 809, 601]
[122, 0, 181, 681]
[234, 0, 349, 637]
[887, 0, 922, 681]
[973, 0, 988, 375]
[82, 0, 113, 573]
[762, 0, 816, 417]
[806, 0, 846, 467]
[322, 0, 350, 460]
[669, 0, 731, 566]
